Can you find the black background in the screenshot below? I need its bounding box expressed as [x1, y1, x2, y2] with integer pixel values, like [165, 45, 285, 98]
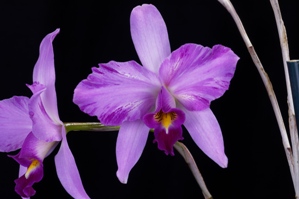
[0, 0, 298, 198]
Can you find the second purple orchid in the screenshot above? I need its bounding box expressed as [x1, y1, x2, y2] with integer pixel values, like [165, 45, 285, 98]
[73, 4, 239, 183]
[0, 29, 90, 199]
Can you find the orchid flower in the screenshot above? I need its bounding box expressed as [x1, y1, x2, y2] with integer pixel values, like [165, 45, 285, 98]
[73, 4, 239, 183]
[0, 29, 90, 199]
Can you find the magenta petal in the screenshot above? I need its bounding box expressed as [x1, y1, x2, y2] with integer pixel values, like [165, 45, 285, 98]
[144, 108, 185, 155]
[14, 164, 43, 198]
[55, 127, 90, 199]
[10, 134, 47, 198]
[73, 61, 160, 125]
[182, 107, 228, 168]
[160, 44, 239, 111]
[116, 120, 149, 183]
[130, 4, 171, 73]
[28, 84, 62, 142]
[0, 96, 31, 152]
[153, 124, 183, 156]
[32, 29, 60, 124]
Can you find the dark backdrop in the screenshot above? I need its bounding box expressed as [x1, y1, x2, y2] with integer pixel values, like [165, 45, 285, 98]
[0, 0, 298, 198]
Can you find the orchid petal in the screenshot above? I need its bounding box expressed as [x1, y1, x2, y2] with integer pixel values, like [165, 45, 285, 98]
[55, 127, 90, 199]
[130, 4, 171, 74]
[73, 61, 160, 125]
[0, 96, 31, 152]
[32, 29, 60, 124]
[19, 165, 27, 178]
[116, 120, 149, 183]
[160, 44, 239, 111]
[28, 83, 62, 142]
[182, 106, 228, 168]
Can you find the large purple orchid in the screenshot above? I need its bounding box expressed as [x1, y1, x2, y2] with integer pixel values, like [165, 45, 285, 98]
[0, 29, 89, 198]
[73, 4, 239, 183]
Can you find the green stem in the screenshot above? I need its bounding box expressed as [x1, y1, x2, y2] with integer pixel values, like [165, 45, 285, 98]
[64, 122, 120, 133]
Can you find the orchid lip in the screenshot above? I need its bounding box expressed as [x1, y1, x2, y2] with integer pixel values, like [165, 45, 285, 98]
[154, 110, 178, 134]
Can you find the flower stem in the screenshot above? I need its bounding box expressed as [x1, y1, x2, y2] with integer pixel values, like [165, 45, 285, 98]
[64, 122, 120, 133]
[269, 0, 293, 113]
[174, 141, 212, 199]
[217, 0, 295, 194]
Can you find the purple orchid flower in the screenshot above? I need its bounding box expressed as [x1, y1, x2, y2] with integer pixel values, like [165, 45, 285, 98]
[73, 4, 239, 183]
[0, 29, 90, 199]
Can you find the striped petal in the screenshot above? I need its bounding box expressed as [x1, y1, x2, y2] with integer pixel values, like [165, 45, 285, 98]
[73, 61, 160, 125]
[160, 44, 239, 111]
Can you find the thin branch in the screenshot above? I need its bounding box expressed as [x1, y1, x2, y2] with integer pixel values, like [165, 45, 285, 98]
[217, 0, 295, 188]
[269, 0, 293, 111]
[270, 1, 298, 196]
[174, 142, 212, 199]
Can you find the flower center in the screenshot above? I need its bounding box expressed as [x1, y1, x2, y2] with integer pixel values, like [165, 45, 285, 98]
[154, 111, 177, 134]
[25, 159, 40, 179]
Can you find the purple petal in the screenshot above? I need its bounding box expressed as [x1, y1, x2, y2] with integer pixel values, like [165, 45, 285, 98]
[160, 44, 239, 111]
[116, 120, 149, 183]
[73, 61, 160, 125]
[130, 4, 171, 73]
[55, 127, 90, 199]
[19, 165, 27, 178]
[0, 96, 31, 152]
[28, 83, 62, 142]
[32, 29, 60, 123]
[182, 106, 228, 168]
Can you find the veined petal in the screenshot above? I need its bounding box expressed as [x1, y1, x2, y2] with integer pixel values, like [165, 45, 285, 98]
[116, 120, 149, 184]
[55, 127, 90, 199]
[182, 106, 228, 168]
[130, 4, 171, 74]
[32, 29, 60, 124]
[28, 83, 62, 142]
[0, 96, 31, 152]
[73, 61, 160, 125]
[160, 44, 239, 111]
